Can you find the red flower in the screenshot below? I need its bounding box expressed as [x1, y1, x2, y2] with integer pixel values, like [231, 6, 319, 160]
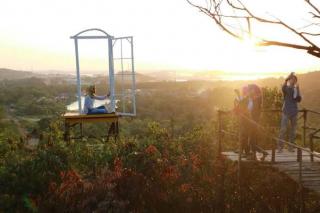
[190, 152, 201, 171]
[180, 183, 192, 193]
[161, 165, 180, 182]
[145, 145, 158, 155]
[48, 182, 57, 192]
[114, 157, 123, 177]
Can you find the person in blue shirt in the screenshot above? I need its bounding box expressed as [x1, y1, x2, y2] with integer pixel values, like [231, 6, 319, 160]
[83, 85, 110, 115]
[278, 72, 302, 152]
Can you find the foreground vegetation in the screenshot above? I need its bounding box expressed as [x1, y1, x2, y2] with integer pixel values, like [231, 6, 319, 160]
[1, 75, 320, 212]
[1, 120, 309, 212]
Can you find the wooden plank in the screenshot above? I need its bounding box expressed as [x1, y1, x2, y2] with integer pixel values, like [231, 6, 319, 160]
[277, 165, 317, 169]
[62, 112, 120, 124]
[222, 149, 320, 196]
[223, 150, 320, 163]
[302, 180, 320, 183]
[290, 173, 320, 177]
[65, 117, 119, 124]
[275, 165, 320, 171]
[63, 112, 119, 118]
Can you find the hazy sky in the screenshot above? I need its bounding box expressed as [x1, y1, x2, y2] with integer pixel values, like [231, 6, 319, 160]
[0, 0, 320, 76]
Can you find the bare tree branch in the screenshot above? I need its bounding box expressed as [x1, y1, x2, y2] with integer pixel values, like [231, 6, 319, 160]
[259, 40, 311, 50]
[233, 0, 317, 47]
[187, 0, 320, 58]
[260, 40, 320, 57]
[186, 0, 242, 39]
[301, 31, 320, 36]
[306, 0, 320, 16]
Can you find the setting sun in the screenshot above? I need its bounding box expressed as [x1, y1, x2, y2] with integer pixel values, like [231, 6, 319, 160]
[0, 0, 319, 79]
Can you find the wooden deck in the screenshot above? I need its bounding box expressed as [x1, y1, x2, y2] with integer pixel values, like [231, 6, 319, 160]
[222, 149, 320, 194]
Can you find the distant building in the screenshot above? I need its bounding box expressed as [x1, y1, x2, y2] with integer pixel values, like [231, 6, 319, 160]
[55, 93, 69, 101]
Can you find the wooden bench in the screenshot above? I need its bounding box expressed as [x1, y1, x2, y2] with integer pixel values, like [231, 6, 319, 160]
[62, 112, 120, 142]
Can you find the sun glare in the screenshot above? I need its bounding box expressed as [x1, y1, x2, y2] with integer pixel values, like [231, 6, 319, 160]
[243, 36, 261, 47]
[0, 0, 319, 80]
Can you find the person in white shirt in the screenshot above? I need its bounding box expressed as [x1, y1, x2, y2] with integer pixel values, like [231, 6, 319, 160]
[83, 85, 110, 114]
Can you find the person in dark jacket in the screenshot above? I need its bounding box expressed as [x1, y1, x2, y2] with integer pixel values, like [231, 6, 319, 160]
[247, 84, 268, 160]
[278, 73, 302, 152]
[234, 87, 250, 157]
[234, 85, 268, 160]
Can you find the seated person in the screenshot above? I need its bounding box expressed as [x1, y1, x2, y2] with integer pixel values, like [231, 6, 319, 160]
[83, 85, 110, 115]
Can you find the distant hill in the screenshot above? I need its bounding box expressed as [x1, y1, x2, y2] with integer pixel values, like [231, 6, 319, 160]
[1, 68, 320, 88]
[0, 68, 37, 80]
[115, 71, 156, 82]
[0, 68, 157, 83]
[146, 71, 177, 81]
[191, 70, 226, 81]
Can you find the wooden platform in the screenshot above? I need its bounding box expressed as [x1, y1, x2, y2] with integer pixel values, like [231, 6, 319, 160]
[62, 112, 119, 125]
[223, 150, 320, 195]
[62, 112, 120, 142]
[222, 150, 320, 163]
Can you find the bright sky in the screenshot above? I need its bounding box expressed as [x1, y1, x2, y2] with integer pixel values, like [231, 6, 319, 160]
[0, 0, 320, 77]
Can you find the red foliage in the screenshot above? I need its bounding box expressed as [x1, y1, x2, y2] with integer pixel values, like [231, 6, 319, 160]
[144, 144, 158, 155]
[190, 152, 201, 172]
[113, 157, 123, 178]
[160, 165, 180, 183]
[179, 183, 192, 193]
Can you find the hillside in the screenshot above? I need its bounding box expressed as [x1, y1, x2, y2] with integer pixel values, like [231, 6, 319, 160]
[0, 68, 157, 83]
[0, 68, 37, 80]
[1, 68, 320, 92]
[1, 68, 320, 212]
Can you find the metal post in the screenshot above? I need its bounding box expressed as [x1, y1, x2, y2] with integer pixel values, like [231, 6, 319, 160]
[238, 116, 242, 211]
[108, 37, 116, 112]
[64, 122, 70, 143]
[218, 157, 225, 213]
[80, 123, 83, 139]
[74, 39, 82, 114]
[310, 136, 314, 162]
[120, 39, 125, 113]
[271, 146, 275, 163]
[303, 109, 307, 147]
[298, 148, 304, 213]
[130, 37, 136, 116]
[218, 111, 222, 155]
[297, 147, 302, 162]
[115, 120, 119, 142]
[170, 117, 175, 139]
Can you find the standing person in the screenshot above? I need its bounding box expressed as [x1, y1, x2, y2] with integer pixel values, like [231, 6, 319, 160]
[278, 73, 302, 152]
[83, 85, 110, 115]
[234, 87, 250, 157]
[247, 84, 268, 160]
[234, 85, 268, 160]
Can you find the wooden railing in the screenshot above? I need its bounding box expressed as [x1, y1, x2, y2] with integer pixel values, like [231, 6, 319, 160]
[218, 108, 320, 162]
[217, 108, 320, 212]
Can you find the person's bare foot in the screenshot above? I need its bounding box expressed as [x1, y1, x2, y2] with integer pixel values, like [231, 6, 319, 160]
[260, 152, 268, 161]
